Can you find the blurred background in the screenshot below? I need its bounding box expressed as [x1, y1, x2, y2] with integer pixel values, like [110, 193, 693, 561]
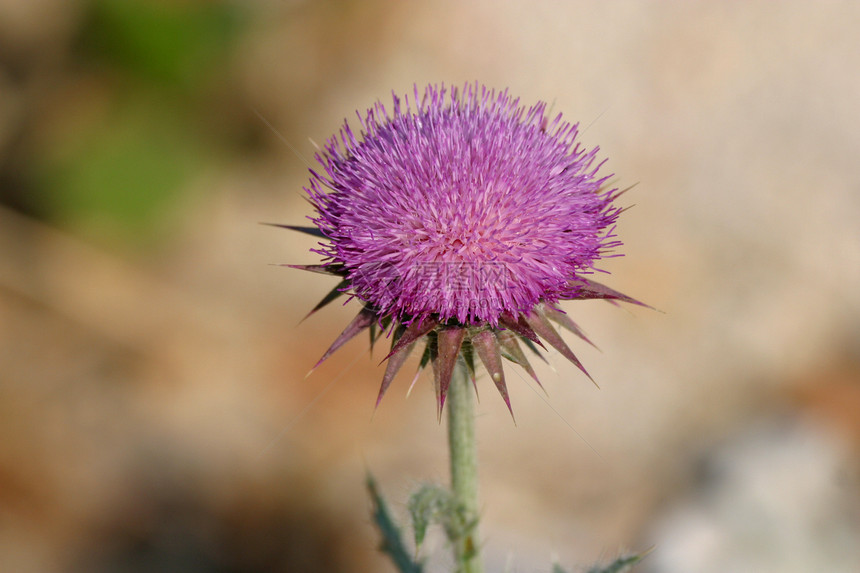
[1, 1, 859, 571]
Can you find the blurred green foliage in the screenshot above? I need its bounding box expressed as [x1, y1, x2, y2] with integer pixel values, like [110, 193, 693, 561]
[36, 100, 205, 243]
[82, 0, 243, 89]
[30, 0, 247, 250]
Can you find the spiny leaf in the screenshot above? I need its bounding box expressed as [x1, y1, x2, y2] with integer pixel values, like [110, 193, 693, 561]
[418, 334, 433, 370]
[302, 279, 348, 321]
[499, 312, 545, 347]
[281, 263, 346, 276]
[521, 337, 549, 363]
[406, 340, 431, 398]
[432, 328, 466, 418]
[311, 307, 376, 371]
[538, 302, 596, 348]
[367, 475, 424, 573]
[496, 330, 542, 389]
[369, 320, 380, 353]
[382, 318, 439, 363]
[262, 222, 327, 238]
[471, 330, 513, 419]
[586, 551, 648, 573]
[459, 337, 480, 398]
[376, 338, 417, 407]
[370, 316, 395, 354]
[568, 277, 651, 308]
[525, 311, 594, 386]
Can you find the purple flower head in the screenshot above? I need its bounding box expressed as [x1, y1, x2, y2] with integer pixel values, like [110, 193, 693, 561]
[309, 84, 621, 325]
[282, 83, 646, 417]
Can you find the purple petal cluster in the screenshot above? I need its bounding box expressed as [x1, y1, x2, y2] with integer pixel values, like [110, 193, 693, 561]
[307, 83, 621, 326]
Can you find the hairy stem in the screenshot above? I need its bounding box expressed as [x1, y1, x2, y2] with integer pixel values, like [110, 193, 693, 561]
[447, 360, 482, 573]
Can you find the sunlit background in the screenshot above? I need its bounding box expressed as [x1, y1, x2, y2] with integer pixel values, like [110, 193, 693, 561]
[2, 1, 859, 572]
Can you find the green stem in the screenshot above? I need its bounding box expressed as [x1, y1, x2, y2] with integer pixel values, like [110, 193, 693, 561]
[447, 360, 483, 573]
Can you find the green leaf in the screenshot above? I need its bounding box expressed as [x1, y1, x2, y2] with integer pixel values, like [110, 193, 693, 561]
[83, 0, 244, 87]
[32, 100, 205, 249]
[418, 332, 434, 370]
[366, 475, 424, 573]
[586, 551, 649, 573]
[407, 484, 454, 553]
[303, 280, 349, 320]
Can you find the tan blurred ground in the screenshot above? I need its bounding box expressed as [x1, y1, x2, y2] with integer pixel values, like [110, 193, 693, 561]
[1, 1, 859, 572]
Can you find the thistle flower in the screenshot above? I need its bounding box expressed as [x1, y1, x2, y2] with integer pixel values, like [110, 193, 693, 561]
[280, 83, 645, 417]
